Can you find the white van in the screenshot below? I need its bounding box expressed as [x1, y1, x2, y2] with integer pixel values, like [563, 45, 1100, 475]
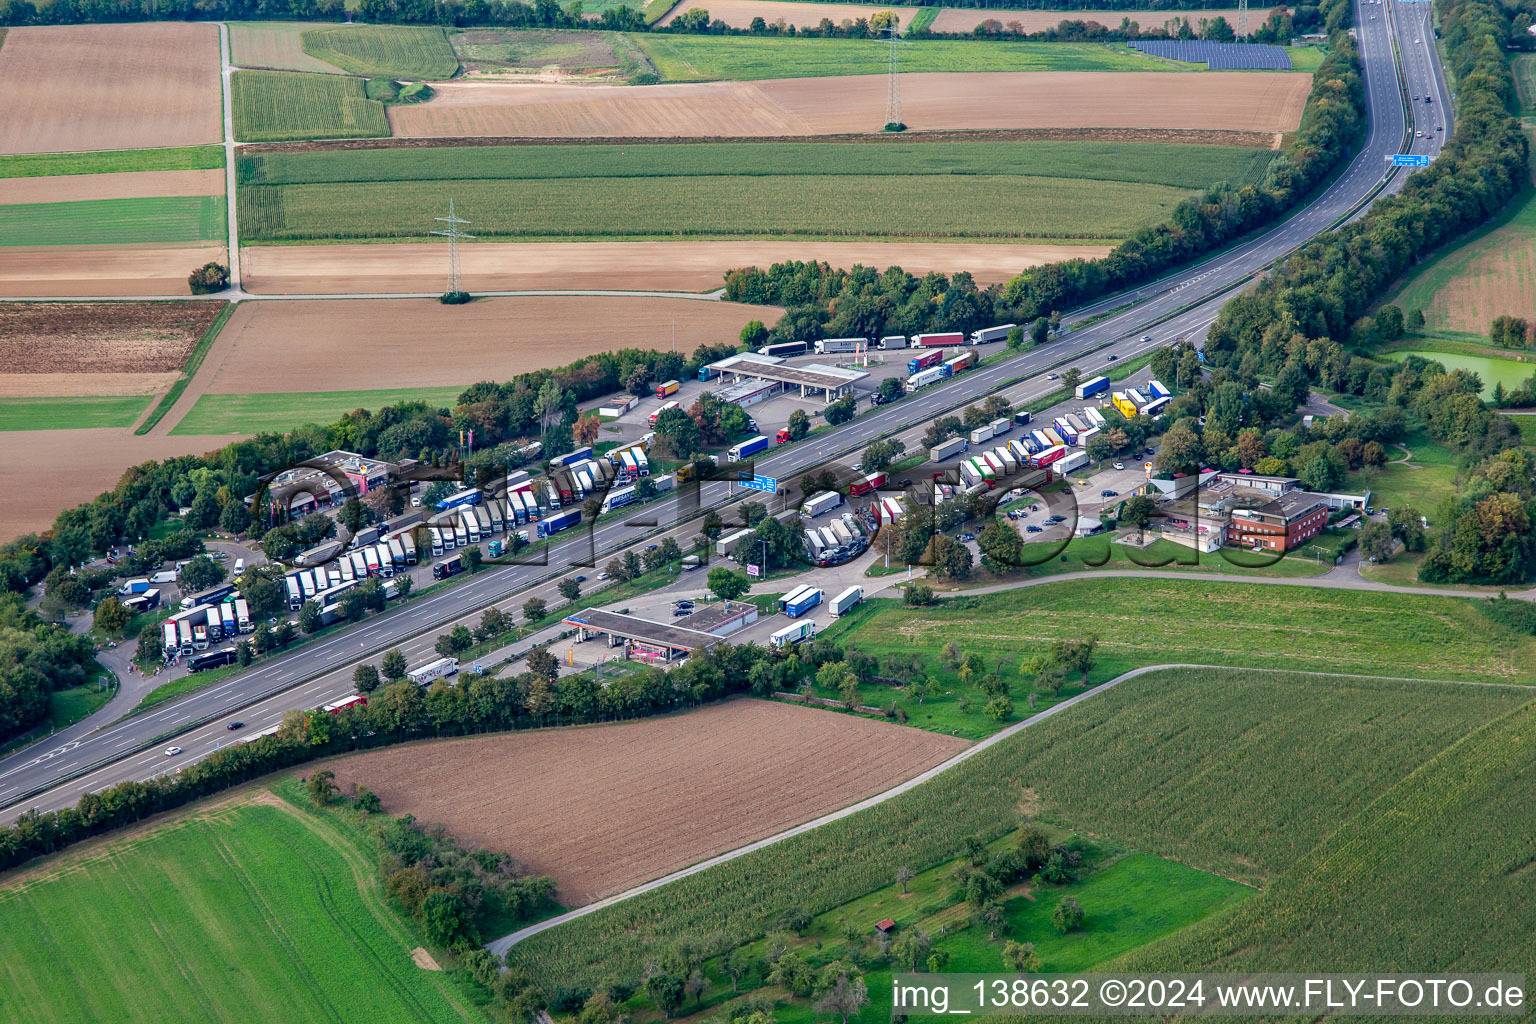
[232, 558, 245, 575]
[149, 570, 176, 584]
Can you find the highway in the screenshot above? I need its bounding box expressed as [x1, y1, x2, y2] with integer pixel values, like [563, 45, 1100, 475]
[0, 0, 1442, 823]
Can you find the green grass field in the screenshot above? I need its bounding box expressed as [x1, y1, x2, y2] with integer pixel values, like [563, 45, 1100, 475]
[1513, 53, 1535, 116]
[972, 532, 1333, 582]
[1121, 697, 1536, 976]
[826, 577, 1536, 684]
[631, 34, 1179, 80]
[0, 785, 487, 1024]
[170, 387, 467, 435]
[241, 173, 1199, 242]
[238, 139, 1277, 190]
[511, 667, 1525, 988]
[0, 146, 224, 179]
[0, 396, 152, 431]
[0, 197, 225, 247]
[1342, 424, 1462, 511]
[300, 24, 460, 79]
[231, 70, 390, 143]
[237, 139, 1276, 244]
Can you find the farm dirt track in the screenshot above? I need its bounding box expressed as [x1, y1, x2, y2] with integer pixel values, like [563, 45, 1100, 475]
[241, 240, 1110, 294]
[389, 71, 1312, 138]
[0, 169, 226, 206]
[0, 301, 225, 373]
[0, 24, 222, 155]
[929, 6, 1250, 32]
[0, 429, 232, 540]
[322, 699, 971, 904]
[201, 295, 786, 393]
[0, 245, 228, 296]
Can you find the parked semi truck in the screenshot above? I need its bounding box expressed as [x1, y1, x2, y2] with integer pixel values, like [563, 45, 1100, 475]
[538, 507, 581, 538]
[771, 620, 816, 649]
[655, 379, 680, 399]
[715, 528, 753, 558]
[801, 490, 843, 519]
[830, 585, 863, 617]
[815, 336, 868, 354]
[850, 471, 886, 497]
[970, 324, 1015, 345]
[944, 351, 975, 375]
[432, 553, 463, 580]
[912, 332, 965, 348]
[758, 341, 808, 358]
[779, 585, 823, 617]
[931, 436, 967, 462]
[970, 423, 995, 445]
[1075, 375, 1110, 400]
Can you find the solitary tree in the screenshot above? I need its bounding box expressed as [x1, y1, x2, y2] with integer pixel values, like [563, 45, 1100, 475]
[382, 648, 409, 681]
[558, 577, 582, 602]
[896, 865, 916, 894]
[523, 597, 548, 623]
[786, 409, 811, 441]
[353, 663, 381, 694]
[94, 596, 130, 636]
[306, 769, 338, 806]
[707, 567, 751, 602]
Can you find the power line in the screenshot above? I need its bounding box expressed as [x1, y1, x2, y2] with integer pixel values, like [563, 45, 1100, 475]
[430, 199, 474, 295]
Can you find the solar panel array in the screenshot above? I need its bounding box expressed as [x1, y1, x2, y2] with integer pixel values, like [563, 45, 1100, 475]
[1129, 40, 1293, 70]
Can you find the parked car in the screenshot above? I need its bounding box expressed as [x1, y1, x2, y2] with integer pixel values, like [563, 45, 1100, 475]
[1101, 490, 1119, 498]
[1113, 462, 1125, 470]
[1026, 525, 1043, 533]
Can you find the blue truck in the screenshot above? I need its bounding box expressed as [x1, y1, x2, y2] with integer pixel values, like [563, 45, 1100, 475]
[538, 507, 581, 538]
[728, 435, 770, 462]
[779, 585, 823, 618]
[436, 488, 482, 512]
[551, 446, 595, 468]
[1074, 375, 1110, 400]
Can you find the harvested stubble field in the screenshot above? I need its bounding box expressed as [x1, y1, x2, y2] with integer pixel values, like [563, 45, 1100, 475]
[233, 70, 390, 143]
[0, 24, 222, 155]
[0, 169, 225, 206]
[323, 699, 970, 904]
[228, 22, 348, 73]
[299, 24, 460, 79]
[389, 71, 1310, 138]
[0, 245, 229, 297]
[0, 302, 226, 375]
[0, 196, 226, 247]
[0, 429, 231, 540]
[1389, 129, 1536, 336]
[240, 239, 1110, 293]
[190, 295, 784, 395]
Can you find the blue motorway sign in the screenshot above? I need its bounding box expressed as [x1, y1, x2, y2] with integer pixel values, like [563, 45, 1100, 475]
[1392, 154, 1430, 167]
[737, 473, 778, 494]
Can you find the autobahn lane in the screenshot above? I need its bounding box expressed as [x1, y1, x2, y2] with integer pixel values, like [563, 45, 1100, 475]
[0, 0, 1431, 819]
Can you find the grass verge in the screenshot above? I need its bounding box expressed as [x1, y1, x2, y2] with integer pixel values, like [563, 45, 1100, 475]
[0, 146, 225, 179]
[136, 302, 237, 435]
[168, 385, 467, 435]
[0, 395, 153, 431]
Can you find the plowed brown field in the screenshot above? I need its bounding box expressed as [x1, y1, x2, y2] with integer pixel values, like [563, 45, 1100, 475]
[241, 240, 1108, 294]
[0, 24, 222, 154]
[0, 429, 231, 540]
[389, 71, 1311, 138]
[0, 169, 225, 206]
[203, 296, 785, 393]
[323, 699, 970, 904]
[0, 245, 228, 297]
[0, 301, 226, 373]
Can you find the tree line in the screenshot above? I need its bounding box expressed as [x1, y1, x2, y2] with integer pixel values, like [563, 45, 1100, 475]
[723, 0, 1361, 337]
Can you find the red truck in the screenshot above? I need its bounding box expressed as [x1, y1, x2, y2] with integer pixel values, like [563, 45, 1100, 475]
[850, 471, 887, 497]
[776, 428, 791, 444]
